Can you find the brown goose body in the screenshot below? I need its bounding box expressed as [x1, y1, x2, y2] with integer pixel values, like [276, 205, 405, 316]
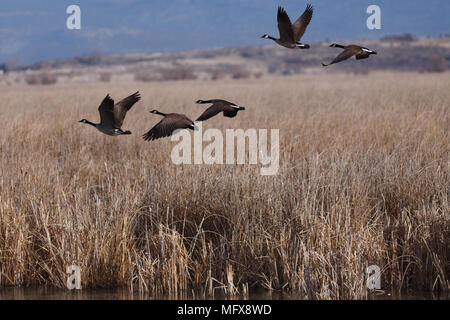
[322, 44, 377, 66]
[261, 4, 313, 49]
[195, 99, 245, 122]
[143, 110, 196, 141]
[79, 91, 140, 136]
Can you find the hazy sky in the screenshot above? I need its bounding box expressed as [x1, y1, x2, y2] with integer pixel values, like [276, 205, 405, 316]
[0, 0, 449, 64]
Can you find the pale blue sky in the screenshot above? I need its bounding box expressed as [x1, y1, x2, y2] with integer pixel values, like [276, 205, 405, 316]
[0, 0, 449, 63]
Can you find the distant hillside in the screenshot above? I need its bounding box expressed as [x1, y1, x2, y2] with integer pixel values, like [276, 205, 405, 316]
[1, 37, 449, 85]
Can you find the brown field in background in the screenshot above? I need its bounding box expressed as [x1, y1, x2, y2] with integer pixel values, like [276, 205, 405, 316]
[0, 71, 448, 299]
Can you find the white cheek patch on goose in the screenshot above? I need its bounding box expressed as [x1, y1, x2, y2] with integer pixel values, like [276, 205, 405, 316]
[362, 48, 372, 53]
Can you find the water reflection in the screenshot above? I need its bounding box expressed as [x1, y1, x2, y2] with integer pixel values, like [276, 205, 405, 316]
[0, 287, 143, 300]
[0, 287, 447, 300]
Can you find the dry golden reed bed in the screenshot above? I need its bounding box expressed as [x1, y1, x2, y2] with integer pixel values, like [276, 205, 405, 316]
[0, 72, 448, 299]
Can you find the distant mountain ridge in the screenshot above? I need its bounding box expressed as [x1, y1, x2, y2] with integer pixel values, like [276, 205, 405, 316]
[1, 37, 448, 85]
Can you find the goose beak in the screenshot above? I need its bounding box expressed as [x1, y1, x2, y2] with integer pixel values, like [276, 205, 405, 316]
[373, 51, 377, 54]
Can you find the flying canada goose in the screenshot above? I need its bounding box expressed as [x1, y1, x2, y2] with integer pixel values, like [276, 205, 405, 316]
[142, 109, 196, 141]
[195, 99, 245, 121]
[261, 4, 313, 49]
[322, 44, 377, 66]
[79, 91, 140, 136]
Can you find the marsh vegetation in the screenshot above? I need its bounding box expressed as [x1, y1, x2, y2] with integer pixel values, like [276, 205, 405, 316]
[0, 72, 448, 299]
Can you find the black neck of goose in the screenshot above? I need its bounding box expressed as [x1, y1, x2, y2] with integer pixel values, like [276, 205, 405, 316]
[84, 120, 97, 127]
[333, 44, 346, 49]
[198, 99, 214, 104]
[154, 111, 167, 116]
[268, 35, 277, 41]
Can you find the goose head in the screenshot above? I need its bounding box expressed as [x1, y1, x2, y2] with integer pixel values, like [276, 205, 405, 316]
[261, 34, 270, 39]
[149, 108, 167, 117]
[149, 106, 160, 114]
[79, 118, 96, 127]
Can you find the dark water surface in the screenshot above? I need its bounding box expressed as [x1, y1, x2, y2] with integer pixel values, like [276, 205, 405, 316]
[0, 287, 447, 300]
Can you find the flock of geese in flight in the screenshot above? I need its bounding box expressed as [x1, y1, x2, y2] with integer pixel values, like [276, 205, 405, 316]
[80, 3, 377, 140]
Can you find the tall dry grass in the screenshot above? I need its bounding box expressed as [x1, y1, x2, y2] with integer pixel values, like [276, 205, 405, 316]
[0, 72, 448, 299]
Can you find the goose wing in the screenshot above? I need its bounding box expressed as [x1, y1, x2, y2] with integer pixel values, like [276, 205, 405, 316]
[355, 52, 370, 60]
[196, 105, 223, 121]
[292, 4, 313, 43]
[196, 100, 236, 121]
[277, 6, 294, 42]
[113, 91, 140, 128]
[197, 99, 236, 105]
[143, 115, 192, 141]
[223, 109, 239, 118]
[98, 94, 116, 128]
[329, 46, 361, 64]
